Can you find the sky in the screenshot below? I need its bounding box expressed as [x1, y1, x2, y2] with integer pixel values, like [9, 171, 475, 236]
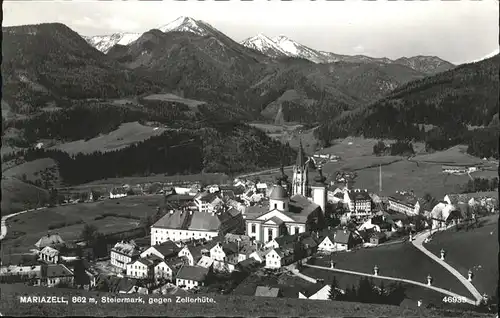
[3, 0, 499, 64]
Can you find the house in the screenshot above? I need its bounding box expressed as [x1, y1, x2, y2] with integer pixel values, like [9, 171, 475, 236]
[429, 203, 462, 229]
[111, 241, 140, 269]
[348, 189, 373, 218]
[248, 250, 266, 263]
[207, 185, 220, 194]
[242, 189, 264, 205]
[38, 246, 60, 264]
[265, 247, 294, 269]
[255, 286, 281, 297]
[176, 265, 209, 290]
[194, 192, 218, 212]
[39, 264, 74, 287]
[178, 243, 212, 266]
[255, 182, 269, 194]
[370, 232, 387, 245]
[109, 187, 128, 199]
[210, 242, 240, 264]
[126, 258, 155, 279]
[104, 277, 139, 294]
[127, 286, 149, 295]
[197, 256, 214, 269]
[444, 192, 499, 213]
[150, 208, 244, 246]
[298, 283, 331, 300]
[318, 229, 359, 252]
[35, 233, 65, 250]
[140, 240, 180, 259]
[388, 192, 423, 216]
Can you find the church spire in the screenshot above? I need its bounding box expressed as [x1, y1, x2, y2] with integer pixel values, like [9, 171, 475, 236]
[296, 139, 307, 167]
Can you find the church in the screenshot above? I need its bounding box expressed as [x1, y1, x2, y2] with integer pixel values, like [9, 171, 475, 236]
[244, 142, 327, 243]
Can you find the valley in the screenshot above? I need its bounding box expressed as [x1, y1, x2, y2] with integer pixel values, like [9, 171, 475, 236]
[1, 12, 499, 318]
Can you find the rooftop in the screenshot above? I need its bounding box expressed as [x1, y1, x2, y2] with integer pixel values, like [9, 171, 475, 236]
[176, 265, 209, 282]
[35, 234, 65, 249]
[255, 286, 280, 297]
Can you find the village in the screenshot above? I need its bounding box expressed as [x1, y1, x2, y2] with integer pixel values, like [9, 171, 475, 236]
[0, 143, 498, 303]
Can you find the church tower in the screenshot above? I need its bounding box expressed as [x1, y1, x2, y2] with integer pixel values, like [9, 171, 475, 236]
[292, 141, 309, 197]
[311, 166, 327, 213]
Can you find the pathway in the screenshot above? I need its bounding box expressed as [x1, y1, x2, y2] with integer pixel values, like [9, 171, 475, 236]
[302, 264, 477, 305]
[412, 227, 483, 305]
[290, 268, 317, 283]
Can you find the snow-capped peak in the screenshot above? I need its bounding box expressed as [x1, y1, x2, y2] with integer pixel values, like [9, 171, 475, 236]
[240, 34, 288, 57]
[158, 16, 208, 36]
[84, 32, 141, 53]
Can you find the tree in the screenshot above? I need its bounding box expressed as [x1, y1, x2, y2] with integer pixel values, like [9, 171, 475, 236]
[81, 224, 98, 245]
[328, 276, 341, 300]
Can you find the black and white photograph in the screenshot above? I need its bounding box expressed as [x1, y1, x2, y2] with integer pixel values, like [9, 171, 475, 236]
[1, 0, 499, 316]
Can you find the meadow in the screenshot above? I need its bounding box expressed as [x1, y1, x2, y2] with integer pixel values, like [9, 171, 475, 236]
[425, 215, 499, 297]
[306, 242, 473, 298]
[143, 93, 206, 108]
[1, 195, 163, 254]
[1, 177, 49, 216]
[3, 158, 60, 187]
[298, 268, 472, 310]
[411, 145, 486, 166]
[1, 284, 494, 317]
[51, 122, 166, 155]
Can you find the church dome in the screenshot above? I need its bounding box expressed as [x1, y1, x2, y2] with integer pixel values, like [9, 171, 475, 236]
[269, 185, 288, 200]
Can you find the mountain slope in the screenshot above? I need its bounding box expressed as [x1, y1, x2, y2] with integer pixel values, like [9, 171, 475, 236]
[241, 35, 454, 75]
[83, 33, 141, 54]
[2, 23, 159, 115]
[315, 54, 500, 141]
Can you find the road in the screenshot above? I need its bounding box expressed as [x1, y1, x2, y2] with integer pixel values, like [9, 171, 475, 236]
[0, 207, 46, 241]
[236, 165, 294, 179]
[412, 227, 483, 305]
[301, 263, 477, 305]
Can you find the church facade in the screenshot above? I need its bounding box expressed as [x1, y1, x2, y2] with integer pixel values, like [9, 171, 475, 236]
[245, 143, 327, 243]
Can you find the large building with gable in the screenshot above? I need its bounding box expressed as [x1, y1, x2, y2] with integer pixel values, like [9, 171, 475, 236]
[244, 142, 327, 243]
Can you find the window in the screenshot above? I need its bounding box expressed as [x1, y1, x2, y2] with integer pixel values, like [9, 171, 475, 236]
[251, 224, 256, 233]
[295, 227, 300, 234]
[274, 203, 278, 210]
[268, 229, 273, 242]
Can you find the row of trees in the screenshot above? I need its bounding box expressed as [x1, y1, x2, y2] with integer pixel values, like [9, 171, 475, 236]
[329, 276, 406, 306]
[462, 177, 499, 193]
[373, 140, 415, 156]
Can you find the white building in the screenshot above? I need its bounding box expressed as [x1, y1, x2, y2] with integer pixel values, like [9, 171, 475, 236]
[150, 208, 243, 245]
[109, 187, 128, 199]
[38, 246, 60, 264]
[140, 240, 180, 259]
[111, 241, 140, 269]
[264, 247, 294, 269]
[126, 258, 153, 279]
[176, 265, 209, 290]
[41, 264, 74, 288]
[209, 242, 239, 264]
[388, 192, 422, 216]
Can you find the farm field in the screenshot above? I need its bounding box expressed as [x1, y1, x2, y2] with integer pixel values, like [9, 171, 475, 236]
[299, 268, 471, 310]
[1, 177, 49, 216]
[60, 172, 231, 195]
[51, 122, 167, 155]
[307, 242, 473, 298]
[143, 93, 206, 108]
[425, 215, 499, 297]
[412, 145, 486, 166]
[3, 158, 60, 187]
[1, 284, 494, 317]
[1, 195, 163, 254]
[319, 137, 426, 158]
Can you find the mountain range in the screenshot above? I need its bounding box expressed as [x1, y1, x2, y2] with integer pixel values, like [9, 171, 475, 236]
[84, 16, 455, 76]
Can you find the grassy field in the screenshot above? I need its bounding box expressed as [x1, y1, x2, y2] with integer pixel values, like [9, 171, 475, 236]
[51, 122, 166, 155]
[143, 93, 206, 108]
[1, 195, 162, 254]
[412, 145, 486, 166]
[1, 177, 49, 216]
[425, 215, 499, 297]
[1, 284, 494, 317]
[3, 158, 60, 187]
[299, 268, 473, 310]
[307, 242, 473, 298]
[59, 173, 230, 194]
[319, 137, 426, 158]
